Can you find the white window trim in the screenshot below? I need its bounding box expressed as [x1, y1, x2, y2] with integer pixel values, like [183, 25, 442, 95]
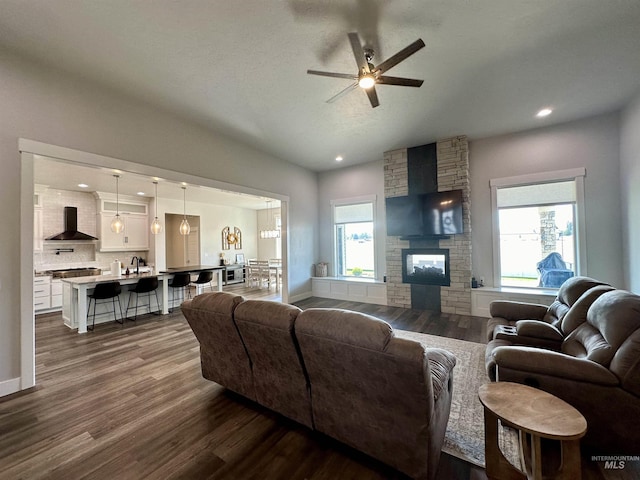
[330, 195, 378, 279]
[490, 168, 586, 288]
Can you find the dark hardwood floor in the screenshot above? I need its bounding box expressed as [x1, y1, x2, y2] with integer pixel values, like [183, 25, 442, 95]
[0, 285, 634, 479]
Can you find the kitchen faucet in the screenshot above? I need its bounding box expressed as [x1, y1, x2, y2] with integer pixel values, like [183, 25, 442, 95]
[131, 256, 140, 274]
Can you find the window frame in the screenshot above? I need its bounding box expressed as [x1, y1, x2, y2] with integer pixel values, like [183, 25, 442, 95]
[330, 195, 377, 279]
[490, 168, 586, 289]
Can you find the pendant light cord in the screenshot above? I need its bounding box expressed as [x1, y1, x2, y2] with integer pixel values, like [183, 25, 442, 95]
[114, 175, 120, 215]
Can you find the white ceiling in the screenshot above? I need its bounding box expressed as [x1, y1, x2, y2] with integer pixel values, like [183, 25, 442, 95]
[33, 155, 276, 210]
[2, 1, 640, 172]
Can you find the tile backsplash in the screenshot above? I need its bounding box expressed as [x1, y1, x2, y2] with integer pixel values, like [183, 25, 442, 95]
[41, 188, 97, 239]
[35, 188, 149, 273]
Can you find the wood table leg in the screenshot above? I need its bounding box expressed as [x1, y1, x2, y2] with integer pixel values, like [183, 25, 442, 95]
[530, 434, 543, 480]
[557, 440, 582, 480]
[483, 407, 526, 480]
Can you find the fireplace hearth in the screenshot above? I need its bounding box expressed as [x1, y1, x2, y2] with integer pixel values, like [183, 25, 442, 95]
[402, 248, 451, 286]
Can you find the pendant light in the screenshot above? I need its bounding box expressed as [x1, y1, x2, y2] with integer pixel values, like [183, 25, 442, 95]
[150, 181, 162, 235]
[179, 186, 191, 235]
[259, 200, 280, 239]
[110, 175, 124, 233]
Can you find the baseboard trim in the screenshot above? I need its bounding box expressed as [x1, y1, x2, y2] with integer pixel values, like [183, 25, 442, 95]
[0, 377, 22, 398]
[288, 290, 312, 303]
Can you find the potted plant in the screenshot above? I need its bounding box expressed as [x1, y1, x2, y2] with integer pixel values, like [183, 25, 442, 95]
[352, 267, 363, 276]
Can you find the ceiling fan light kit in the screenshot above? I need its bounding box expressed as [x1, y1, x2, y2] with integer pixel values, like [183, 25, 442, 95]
[307, 32, 425, 108]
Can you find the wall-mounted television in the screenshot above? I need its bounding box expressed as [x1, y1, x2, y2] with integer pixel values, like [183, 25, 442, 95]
[385, 190, 464, 238]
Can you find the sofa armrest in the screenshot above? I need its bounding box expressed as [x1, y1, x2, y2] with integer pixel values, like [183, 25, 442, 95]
[425, 348, 456, 401]
[489, 301, 549, 321]
[515, 320, 564, 341]
[493, 346, 619, 385]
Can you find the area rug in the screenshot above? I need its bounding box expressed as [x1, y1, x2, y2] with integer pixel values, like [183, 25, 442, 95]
[395, 330, 520, 468]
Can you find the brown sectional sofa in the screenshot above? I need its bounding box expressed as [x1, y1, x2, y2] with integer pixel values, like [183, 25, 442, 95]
[485, 281, 640, 453]
[182, 293, 457, 480]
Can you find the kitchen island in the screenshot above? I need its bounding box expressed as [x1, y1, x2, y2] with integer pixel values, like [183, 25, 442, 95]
[62, 267, 223, 333]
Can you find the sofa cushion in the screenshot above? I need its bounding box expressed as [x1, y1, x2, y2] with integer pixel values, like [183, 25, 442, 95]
[181, 292, 255, 400]
[542, 276, 608, 326]
[296, 308, 455, 480]
[563, 290, 640, 368]
[233, 299, 313, 428]
[558, 285, 615, 335]
[294, 307, 393, 351]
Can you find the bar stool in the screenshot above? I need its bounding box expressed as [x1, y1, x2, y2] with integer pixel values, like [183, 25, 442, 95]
[168, 272, 191, 311]
[126, 276, 160, 322]
[191, 271, 214, 295]
[87, 282, 123, 331]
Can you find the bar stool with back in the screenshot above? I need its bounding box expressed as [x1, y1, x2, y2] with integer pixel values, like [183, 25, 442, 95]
[126, 276, 160, 322]
[168, 272, 191, 311]
[191, 270, 214, 295]
[87, 281, 123, 331]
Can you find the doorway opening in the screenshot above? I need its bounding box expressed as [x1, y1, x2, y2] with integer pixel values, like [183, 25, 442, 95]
[166, 214, 201, 268]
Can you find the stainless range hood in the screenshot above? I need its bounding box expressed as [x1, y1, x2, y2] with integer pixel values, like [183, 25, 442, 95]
[46, 206, 98, 241]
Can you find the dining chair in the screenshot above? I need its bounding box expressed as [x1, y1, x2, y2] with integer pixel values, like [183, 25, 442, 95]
[256, 260, 271, 288]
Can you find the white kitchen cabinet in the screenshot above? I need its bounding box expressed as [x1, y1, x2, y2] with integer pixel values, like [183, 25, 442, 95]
[121, 214, 149, 250]
[34, 276, 51, 311]
[98, 214, 149, 251]
[95, 193, 149, 252]
[51, 279, 63, 308]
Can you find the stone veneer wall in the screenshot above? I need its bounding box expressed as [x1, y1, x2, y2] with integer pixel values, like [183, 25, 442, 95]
[384, 136, 472, 314]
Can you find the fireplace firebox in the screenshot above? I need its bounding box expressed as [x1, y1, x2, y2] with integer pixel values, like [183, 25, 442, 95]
[402, 248, 450, 286]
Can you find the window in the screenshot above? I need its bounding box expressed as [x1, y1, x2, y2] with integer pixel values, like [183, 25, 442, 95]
[491, 169, 586, 288]
[332, 199, 376, 278]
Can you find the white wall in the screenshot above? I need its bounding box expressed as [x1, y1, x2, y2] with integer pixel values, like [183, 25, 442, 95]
[317, 160, 385, 279]
[0, 48, 318, 389]
[469, 112, 624, 288]
[620, 91, 640, 292]
[154, 197, 259, 271]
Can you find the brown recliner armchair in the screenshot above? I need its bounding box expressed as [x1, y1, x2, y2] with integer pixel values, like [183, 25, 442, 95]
[487, 276, 609, 346]
[488, 289, 640, 453]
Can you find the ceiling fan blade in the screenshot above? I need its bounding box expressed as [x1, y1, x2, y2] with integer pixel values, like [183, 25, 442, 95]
[326, 82, 359, 103]
[307, 70, 358, 80]
[377, 76, 424, 87]
[373, 39, 425, 74]
[365, 86, 380, 108]
[348, 32, 369, 73]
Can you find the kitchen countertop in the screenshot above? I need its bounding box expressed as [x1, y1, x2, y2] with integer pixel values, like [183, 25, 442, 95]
[61, 271, 162, 285]
[160, 265, 224, 274]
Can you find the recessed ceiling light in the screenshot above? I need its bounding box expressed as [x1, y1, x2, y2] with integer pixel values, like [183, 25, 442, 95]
[536, 108, 553, 118]
[335, 156, 343, 162]
[137, 191, 145, 196]
[78, 183, 88, 188]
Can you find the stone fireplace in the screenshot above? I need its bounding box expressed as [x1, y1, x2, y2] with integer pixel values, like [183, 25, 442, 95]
[384, 136, 472, 314]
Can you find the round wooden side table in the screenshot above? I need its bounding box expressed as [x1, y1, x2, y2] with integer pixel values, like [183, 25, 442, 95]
[478, 382, 587, 480]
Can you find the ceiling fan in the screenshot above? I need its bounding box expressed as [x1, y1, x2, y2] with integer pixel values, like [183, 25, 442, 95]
[307, 32, 425, 108]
